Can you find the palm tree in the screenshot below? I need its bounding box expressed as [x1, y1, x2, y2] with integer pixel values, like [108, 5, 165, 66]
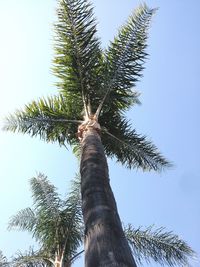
[8, 173, 83, 267]
[8, 175, 194, 267]
[3, 0, 173, 266]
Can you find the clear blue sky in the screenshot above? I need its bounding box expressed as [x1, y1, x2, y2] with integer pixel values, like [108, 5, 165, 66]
[0, 1, 199, 266]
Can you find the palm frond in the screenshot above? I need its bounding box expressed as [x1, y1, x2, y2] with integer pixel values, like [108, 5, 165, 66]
[124, 224, 195, 266]
[0, 251, 9, 267]
[29, 174, 63, 246]
[12, 248, 53, 267]
[30, 174, 60, 217]
[101, 115, 171, 171]
[59, 174, 83, 262]
[8, 208, 36, 233]
[95, 4, 156, 118]
[3, 95, 82, 146]
[53, 0, 102, 116]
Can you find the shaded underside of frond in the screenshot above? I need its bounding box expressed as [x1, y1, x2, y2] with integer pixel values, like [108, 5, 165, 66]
[124, 225, 195, 266]
[53, 0, 102, 115]
[100, 114, 171, 171]
[3, 95, 81, 146]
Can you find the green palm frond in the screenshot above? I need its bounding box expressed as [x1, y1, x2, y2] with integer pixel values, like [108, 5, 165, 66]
[3, 95, 82, 146]
[29, 174, 64, 249]
[12, 248, 53, 267]
[30, 174, 60, 217]
[8, 208, 36, 233]
[95, 4, 156, 117]
[58, 174, 83, 261]
[101, 115, 171, 171]
[53, 0, 102, 116]
[124, 224, 195, 266]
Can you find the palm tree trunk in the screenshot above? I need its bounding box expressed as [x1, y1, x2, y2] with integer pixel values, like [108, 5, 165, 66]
[80, 126, 137, 267]
[55, 254, 61, 267]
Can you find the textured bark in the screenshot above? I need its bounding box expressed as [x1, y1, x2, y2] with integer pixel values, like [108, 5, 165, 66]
[80, 127, 137, 267]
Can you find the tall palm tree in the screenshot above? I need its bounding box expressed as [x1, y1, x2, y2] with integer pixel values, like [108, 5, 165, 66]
[8, 175, 194, 267]
[4, 0, 173, 266]
[8, 173, 83, 267]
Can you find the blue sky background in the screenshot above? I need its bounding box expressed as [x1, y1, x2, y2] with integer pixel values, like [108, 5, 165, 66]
[0, 1, 199, 266]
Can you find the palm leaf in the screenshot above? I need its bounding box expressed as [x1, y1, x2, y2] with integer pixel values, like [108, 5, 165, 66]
[29, 174, 64, 249]
[124, 224, 195, 266]
[8, 208, 36, 233]
[95, 4, 156, 117]
[53, 0, 102, 116]
[30, 173, 60, 217]
[12, 248, 53, 267]
[58, 174, 83, 262]
[101, 115, 171, 171]
[3, 95, 82, 146]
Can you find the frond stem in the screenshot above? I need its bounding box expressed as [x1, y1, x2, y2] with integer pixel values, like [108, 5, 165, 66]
[63, 0, 90, 119]
[69, 250, 84, 264]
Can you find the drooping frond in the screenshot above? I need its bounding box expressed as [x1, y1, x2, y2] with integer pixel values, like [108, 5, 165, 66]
[8, 208, 36, 233]
[53, 0, 102, 116]
[101, 115, 171, 171]
[29, 174, 64, 247]
[59, 174, 83, 262]
[3, 95, 82, 146]
[30, 174, 60, 217]
[124, 224, 195, 266]
[95, 4, 156, 118]
[12, 248, 53, 267]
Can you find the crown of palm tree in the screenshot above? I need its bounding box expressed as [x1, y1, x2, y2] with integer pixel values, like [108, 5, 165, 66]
[3, 0, 171, 171]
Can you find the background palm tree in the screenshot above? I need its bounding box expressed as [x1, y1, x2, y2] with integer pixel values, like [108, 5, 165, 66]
[8, 173, 83, 267]
[4, 0, 174, 266]
[8, 175, 194, 267]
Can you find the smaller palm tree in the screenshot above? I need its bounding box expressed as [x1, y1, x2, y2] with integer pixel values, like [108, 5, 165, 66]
[8, 174, 83, 267]
[8, 175, 195, 267]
